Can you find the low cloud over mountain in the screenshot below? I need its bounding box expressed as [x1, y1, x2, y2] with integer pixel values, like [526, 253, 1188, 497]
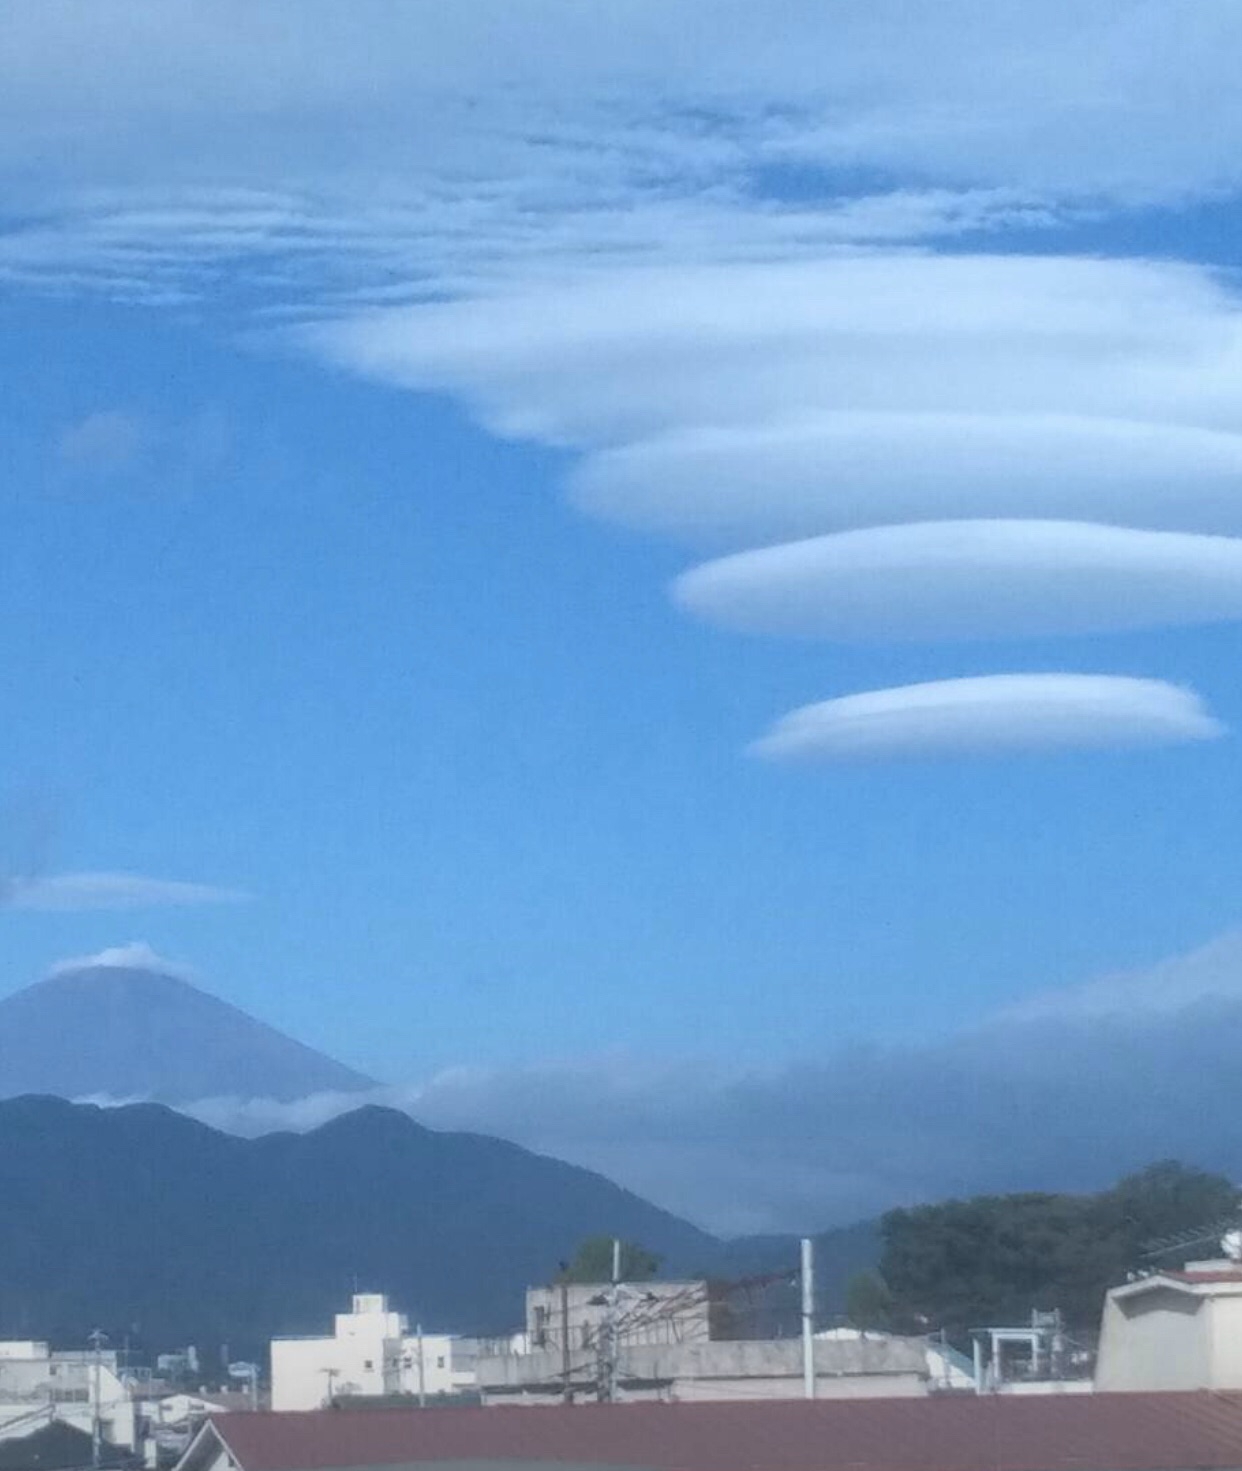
[174, 932, 1242, 1235]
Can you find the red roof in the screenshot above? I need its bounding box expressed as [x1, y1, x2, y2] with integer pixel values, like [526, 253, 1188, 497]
[208, 1392, 1242, 1471]
[1167, 1271, 1242, 1284]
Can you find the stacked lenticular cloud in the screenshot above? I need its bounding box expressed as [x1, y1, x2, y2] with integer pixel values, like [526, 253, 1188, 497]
[322, 251, 1242, 759]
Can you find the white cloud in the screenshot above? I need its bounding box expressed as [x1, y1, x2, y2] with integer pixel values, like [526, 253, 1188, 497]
[3, 6, 1242, 305]
[674, 521, 1242, 643]
[578, 413, 1242, 550]
[47, 940, 190, 979]
[4, 872, 248, 912]
[318, 254, 1242, 453]
[748, 675, 1226, 764]
[5, 4, 1242, 205]
[7, 8, 1242, 761]
[998, 930, 1242, 1023]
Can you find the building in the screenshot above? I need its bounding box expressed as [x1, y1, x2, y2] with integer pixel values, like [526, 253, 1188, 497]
[476, 1333, 931, 1404]
[521, 1281, 716, 1355]
[476, 1282, 955, 1403]
[177, 1392, 1242, 1471]
[1096, 1260, 1242, 1391]
[271, 1295, 474, 1411]
[0, 1341, 137, 1454]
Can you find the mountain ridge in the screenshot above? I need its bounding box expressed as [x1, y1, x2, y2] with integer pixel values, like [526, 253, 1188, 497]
[0, 1095, 872, 1359]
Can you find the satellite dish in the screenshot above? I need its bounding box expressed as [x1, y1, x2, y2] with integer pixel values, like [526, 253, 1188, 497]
[1219, 1230, 1242, 1262]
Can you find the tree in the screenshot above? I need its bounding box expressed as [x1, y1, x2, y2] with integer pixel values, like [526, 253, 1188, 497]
[878, 1161, 1239, 1341]
[844, 1270, 893, 1332]
[562, 1237, 661, 1283]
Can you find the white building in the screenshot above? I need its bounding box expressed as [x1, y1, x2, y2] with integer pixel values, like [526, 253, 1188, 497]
[271, 1294, 475, 1411]
[0, 1341, 137, 1452]
[1095, 1260, 1242, 1391]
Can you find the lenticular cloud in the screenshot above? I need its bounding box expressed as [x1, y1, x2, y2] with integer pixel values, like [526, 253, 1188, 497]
[579, 414, 1242, 550]
[674, 521, 1242, 642]
[749, 676, 1227, 763]
[318, 249, 1242, 754]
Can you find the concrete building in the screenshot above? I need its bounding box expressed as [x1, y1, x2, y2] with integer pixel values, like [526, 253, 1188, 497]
[0, 1341, 137, 1453]
[1096, 1260, 1242, 1391]
[476, 1333, 931, 1404]
[271, 1294, 474, 1411]
[477, 1282, 962, 1403]
[522, 1281, 716, 1356]
[177, 1392, 1242, 1471]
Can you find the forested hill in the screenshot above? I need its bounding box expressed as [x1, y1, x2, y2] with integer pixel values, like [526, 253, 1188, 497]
[875, 1161, 1239, 1337]
[0, 1096, 719, 1355]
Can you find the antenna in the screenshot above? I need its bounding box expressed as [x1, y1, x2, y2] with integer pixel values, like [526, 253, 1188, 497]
[1140, 1214, 1242, 1262]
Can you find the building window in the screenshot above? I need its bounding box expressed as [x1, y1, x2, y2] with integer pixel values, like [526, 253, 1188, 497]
[363, 1360, 373, 1371]
[436, 1357, 445, 1370]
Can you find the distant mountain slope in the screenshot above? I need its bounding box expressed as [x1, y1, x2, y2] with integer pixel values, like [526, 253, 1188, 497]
[0, 951, 374, 1102]
[0, 1097, 721, 1354]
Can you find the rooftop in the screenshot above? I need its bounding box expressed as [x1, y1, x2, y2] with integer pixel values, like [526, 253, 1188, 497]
[192, 1391, 1242, 1471]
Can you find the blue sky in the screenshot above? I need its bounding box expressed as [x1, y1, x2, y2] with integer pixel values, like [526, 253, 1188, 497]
[7, 1, 1242, 1230]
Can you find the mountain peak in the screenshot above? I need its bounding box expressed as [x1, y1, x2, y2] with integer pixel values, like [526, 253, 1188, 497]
[0, 953, 376, 1105]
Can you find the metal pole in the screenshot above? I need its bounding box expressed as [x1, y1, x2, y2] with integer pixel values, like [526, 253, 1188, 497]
[608, 1239, 622, 1403]
[800, 1239, 815, 1400]
[560, 1275, 572, 1405]
[416, 1325, 426, 1408]
[89, 1329, 106, 1468]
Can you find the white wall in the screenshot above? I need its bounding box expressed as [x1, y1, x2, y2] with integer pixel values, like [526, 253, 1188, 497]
[397, 1335, 474, 1399]
[1096, 1283, 1210, 1391]
[272, 1296, 475, 1410]
[271, 1332, 399, 1411]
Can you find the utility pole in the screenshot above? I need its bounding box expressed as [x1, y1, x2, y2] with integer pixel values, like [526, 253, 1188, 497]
[606, 1238, 621, 1404]
[415, 1324, 426, 1408]
[88, 1329, 107, 1468]
[559, 1267, 572, 1406]
[800, 1239, 815, 1400]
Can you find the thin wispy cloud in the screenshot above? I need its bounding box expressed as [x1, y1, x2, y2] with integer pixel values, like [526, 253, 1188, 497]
[3, 872, 249, 912]
[747, 676, 1226, 764]
[2, 4, 1241, 303]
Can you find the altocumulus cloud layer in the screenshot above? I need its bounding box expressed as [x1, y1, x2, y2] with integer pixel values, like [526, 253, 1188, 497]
[747, 676, 1224, 764]
[176, 930, 1242, 1234]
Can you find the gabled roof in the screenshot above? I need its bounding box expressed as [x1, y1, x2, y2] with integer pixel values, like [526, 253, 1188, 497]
[188, 1391, 1242, 1471]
